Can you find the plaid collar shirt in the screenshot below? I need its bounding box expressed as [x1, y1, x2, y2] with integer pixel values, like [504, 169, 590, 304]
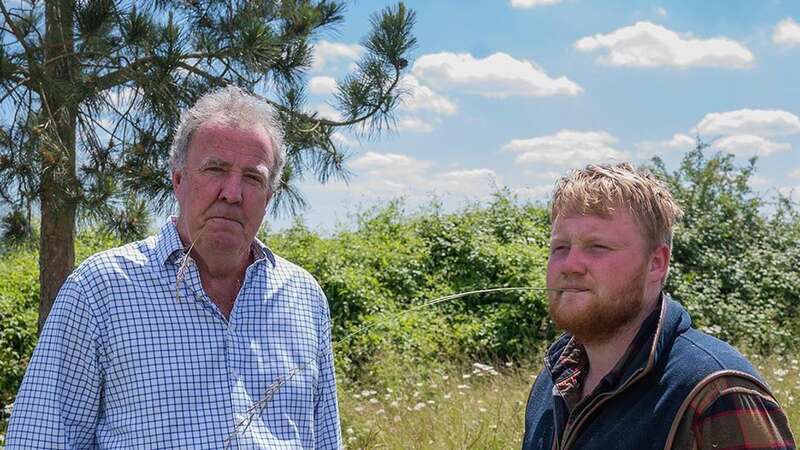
[550, 300, 795, 450]
[7, 221, 343, 449]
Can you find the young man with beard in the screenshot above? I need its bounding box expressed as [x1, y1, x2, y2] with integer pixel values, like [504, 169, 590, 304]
[522, 163, 795, 450]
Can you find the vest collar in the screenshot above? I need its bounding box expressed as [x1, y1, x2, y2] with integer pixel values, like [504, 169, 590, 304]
[543, 294, 693, 393]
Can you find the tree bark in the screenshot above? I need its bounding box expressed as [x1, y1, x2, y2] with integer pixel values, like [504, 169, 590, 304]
[38, 0, 78, 334]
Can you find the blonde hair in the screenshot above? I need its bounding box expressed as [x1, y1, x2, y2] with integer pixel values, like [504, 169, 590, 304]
[550, 163, 684, 249]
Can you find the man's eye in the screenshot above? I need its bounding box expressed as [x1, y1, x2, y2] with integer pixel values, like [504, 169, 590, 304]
[550, 245, 568, 254]
[245, 174, 266, 186]
[204, 166, 224, 173]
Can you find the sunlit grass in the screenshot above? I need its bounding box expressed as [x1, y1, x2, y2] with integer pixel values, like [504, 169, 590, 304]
[1, 355, 797, 448]
[340, 354, 800, 449]
[750, 353, 800, 433]
[339, 361, 535, 449]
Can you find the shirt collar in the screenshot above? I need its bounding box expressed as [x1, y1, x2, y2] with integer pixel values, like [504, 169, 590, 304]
[546, 296, 664, 410]
[154, 219, 277, 269]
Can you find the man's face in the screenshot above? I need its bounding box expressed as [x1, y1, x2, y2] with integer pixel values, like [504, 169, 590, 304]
[546, 209, 660, 344]
[173, 121, 273, 261]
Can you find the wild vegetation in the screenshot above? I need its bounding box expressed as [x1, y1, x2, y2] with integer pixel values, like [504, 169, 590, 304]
[1, 148, 799, 444]
[336, 355, 800, 449]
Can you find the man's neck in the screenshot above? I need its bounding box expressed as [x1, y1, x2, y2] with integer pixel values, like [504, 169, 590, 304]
[194, 253, 250, 319]
[580, 325, 639, 399]
[176, 220, 253, 318]
[580, 298, 660, 400]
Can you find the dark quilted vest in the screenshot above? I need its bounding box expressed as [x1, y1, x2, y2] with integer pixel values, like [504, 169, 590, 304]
[522, 297, 766, 450]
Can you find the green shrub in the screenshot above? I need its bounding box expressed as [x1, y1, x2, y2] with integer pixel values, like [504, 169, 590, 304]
[1, 146, 799, 423]
[264, 193, 556, 384]
[0, 230, 121, 410]
[653, 144, 800, 352]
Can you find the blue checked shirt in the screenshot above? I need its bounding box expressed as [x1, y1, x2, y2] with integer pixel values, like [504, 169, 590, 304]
[7, 221, 343, 449]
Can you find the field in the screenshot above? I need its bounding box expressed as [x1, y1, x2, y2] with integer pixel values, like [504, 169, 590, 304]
[338, 355, 800, 449]
[1, 354, 797, 448]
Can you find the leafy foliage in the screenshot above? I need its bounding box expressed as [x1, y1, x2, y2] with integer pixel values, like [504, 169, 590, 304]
[1, 209, 34, 244]
[262, 195, 559, 386]
[652, 143, 800, 352]
[1, 145, 799, 412]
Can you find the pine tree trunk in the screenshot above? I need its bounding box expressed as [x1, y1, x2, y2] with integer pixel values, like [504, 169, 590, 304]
[38, 179, 76, 334]
[38, 0, 78, 334]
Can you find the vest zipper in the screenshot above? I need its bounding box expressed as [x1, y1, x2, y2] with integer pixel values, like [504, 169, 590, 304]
[558, 367, 646, 449]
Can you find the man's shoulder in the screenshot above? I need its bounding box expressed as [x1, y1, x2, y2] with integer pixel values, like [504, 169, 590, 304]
[71, 235, 160, 281]
[269, 253, 317, 280]
[666, 326, 762, 383]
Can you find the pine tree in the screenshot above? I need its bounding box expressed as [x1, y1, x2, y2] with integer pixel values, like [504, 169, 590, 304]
[0, 0, 416, 332]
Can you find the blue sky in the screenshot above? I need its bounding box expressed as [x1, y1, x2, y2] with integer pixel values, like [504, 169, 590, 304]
[275, 0, 800, 232]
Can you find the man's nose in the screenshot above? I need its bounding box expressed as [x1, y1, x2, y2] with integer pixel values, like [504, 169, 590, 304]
[560, 247, 587, 275]
[218, 173, 243, 204]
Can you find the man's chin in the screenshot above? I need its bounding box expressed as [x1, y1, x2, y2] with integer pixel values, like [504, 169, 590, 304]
[196, 232, 250, 256]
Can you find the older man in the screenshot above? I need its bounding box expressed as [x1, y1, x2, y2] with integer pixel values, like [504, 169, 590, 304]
[522, 163, 795, 450]
[8, 87, 342, 449]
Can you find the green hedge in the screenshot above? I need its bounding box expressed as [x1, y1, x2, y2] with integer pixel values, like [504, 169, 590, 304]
[2, 147, 799, 406]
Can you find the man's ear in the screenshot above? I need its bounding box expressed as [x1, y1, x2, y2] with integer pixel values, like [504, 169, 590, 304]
[648, 243, 671, 284]
[172, 169, 183, 191]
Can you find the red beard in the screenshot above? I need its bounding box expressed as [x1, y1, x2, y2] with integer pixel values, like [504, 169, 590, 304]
[548, 264, 647, 345]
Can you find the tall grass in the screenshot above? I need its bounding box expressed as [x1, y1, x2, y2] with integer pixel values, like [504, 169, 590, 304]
[339, 354, 800, 449]
[1, 354, 796, 448]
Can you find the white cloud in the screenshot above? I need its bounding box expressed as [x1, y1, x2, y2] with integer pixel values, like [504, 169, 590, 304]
[312, 40, 363, 71]
[399, 75, 457, 115]
[312, 103, 343, 122]
[412, 52, 582, 98]
[640, 109, 799, 161]
[510, 0, 563, 8]
[574, 21, 755, 69]
[436, 169, 498, 192]
[748, 175, 772, 189]
[396, 116, 435, 133]
[773, 18, 800, 47]
[351, 152, 433, 175]
[714, 134, 791, 157]
[791, 168, 800, 178]
[694, 109, 800, 137]
[656, 7, 667, 17]
[309, 76, 338, 95]
[778, 185, 800, 202]
[343, 152, 497, 197]
[503, 130, 627, 166]
[331, 132, 357, 148]
[514, 185, 554, 200]
[635, 133, 696, 155]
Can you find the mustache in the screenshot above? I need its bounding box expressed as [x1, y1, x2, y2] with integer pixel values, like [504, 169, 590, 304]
[549, 277, 593, 292]
[549, 283, 592, 291]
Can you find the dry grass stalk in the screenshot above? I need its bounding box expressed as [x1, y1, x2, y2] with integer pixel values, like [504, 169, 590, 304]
[174, 225, 205, 302]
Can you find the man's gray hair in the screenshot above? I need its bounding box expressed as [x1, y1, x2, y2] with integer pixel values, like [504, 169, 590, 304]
[170, 86, 287, 193]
